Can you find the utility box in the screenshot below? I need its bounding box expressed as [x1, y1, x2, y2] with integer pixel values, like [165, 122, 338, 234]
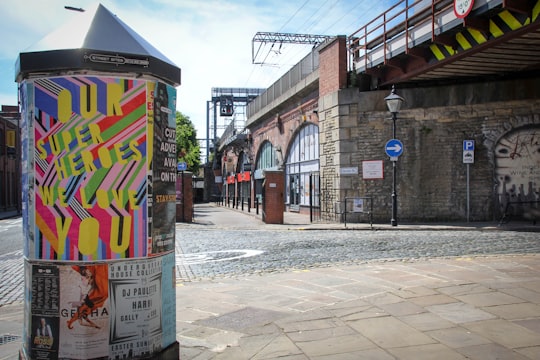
[262, 170, 284, 224]
[16, 5, 181, 359]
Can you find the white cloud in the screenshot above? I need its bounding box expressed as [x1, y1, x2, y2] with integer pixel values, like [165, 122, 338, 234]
[0, 0, 391, 143]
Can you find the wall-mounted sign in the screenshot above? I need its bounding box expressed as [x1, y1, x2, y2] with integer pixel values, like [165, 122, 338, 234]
[340, 167, 358, 175]
[454, 0, 474, 19]
[362, 160, 384, 179]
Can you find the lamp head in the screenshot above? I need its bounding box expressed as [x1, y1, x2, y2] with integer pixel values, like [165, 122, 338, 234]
[384, 85, 404, 114]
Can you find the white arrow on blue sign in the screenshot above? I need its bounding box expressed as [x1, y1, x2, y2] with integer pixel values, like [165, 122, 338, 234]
[385, 139, 404, 157]
[177, 162, 187, 171]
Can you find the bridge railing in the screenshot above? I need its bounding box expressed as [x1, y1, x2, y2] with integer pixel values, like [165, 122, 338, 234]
[349, 0, 456, 72]
[348, 0, 502, 73]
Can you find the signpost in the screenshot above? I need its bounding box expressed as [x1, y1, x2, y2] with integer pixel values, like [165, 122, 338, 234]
[463, 140, 475, 222]
[385, 138, 403, 226]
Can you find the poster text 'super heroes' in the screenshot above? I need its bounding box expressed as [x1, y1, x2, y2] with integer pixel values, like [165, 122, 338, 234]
[28, 76, 175, 261]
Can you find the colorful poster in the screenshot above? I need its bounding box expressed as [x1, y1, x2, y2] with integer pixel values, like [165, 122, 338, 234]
[149, 82, 176, 254]
[59, 264, 110, 359]
[32, 76, 148, 261]
[22, 75, 177, 359]
[31, 315, 60, 360]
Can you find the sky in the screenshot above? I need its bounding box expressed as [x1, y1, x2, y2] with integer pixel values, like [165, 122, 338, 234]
[0, 0, 393, 150]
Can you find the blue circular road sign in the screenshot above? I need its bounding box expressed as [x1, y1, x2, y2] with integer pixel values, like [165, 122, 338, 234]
[385, 139, 404, 157]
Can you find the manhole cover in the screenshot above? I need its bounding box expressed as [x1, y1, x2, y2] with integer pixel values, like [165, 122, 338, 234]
[0, 334, 22, 345]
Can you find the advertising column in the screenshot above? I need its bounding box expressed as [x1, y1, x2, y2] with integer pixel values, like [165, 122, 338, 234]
[19, 76, 178, 359]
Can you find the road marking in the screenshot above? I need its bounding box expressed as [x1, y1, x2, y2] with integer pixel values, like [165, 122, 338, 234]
[176, 250, 264, 265]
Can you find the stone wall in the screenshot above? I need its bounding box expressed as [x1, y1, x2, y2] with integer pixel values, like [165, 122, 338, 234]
[319, 76, 540, 223]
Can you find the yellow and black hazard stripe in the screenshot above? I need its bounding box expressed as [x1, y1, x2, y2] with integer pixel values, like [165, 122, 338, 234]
[429, 0, 540, 62]
[456, 27, 489, 50]
[490, 10, 529, 38]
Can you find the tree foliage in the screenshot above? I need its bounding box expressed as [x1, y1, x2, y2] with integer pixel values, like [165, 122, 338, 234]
[175, 111, 200, 173]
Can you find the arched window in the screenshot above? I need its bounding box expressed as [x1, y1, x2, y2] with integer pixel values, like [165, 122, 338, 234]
[256, 141, 278, 171]
[253, 141, 279, 202]
[236, 151, 251, 173]
[285, 124, 319, 209]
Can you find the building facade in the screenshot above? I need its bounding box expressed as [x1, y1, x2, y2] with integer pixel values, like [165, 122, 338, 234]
[0, 105, 21, 217]
[216, 33, 540, 224]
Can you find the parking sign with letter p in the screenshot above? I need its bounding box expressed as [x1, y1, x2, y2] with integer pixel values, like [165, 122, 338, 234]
[463, 140, 474, 163]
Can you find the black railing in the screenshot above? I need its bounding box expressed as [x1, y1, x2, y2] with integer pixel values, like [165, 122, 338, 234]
[335, 197, 373, 228]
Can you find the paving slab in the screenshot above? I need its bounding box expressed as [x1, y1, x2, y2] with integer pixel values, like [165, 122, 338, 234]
[426, 326, 491, 348]
[399, 312, 456, 331]
[387, 343, 467, 360]
[426, 302, 497, 323]
[348, 316, 436, 348]
[463, 319, 540, 349]
[3, 254, 540, 359]
[456, 343, 530, 360]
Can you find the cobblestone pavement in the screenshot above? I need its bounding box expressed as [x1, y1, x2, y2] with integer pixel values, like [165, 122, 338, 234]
[0, 250, 23, 307]
[2, 213, 540, 307]
[175, 228, 540, 282]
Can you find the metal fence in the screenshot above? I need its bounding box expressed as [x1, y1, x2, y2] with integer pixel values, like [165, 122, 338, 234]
[335, 197, 373, 228]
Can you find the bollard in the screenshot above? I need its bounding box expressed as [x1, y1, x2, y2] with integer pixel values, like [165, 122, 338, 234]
[16, 5, 181, 359]
[256, 197, 259, 215]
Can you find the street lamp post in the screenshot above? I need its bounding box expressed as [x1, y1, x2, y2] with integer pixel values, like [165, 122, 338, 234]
[384, 86, 404, 227]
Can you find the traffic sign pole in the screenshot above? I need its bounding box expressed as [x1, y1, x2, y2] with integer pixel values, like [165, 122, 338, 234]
[385, 138, 403, 226]
[463, 140, 474, 222]
[467, 163, 470, 222]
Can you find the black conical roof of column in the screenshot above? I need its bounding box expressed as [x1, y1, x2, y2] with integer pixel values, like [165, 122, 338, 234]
[15, 3, 181, 86]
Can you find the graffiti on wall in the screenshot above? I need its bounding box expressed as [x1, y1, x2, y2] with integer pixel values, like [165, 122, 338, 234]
[495, 125, 540, 220]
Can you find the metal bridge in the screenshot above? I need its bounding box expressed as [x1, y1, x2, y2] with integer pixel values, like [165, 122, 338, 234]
[349, 0, 540, 86]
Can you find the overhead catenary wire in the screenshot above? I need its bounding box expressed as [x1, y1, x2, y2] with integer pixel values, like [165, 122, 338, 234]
[246, 0, 400, 88]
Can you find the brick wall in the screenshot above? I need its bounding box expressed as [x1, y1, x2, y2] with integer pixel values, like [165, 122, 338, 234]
[319, 36, 347, 98]
[250, 96, 319, 164]
[262, 170, 284, 224]
[176, 171, 193, 223]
